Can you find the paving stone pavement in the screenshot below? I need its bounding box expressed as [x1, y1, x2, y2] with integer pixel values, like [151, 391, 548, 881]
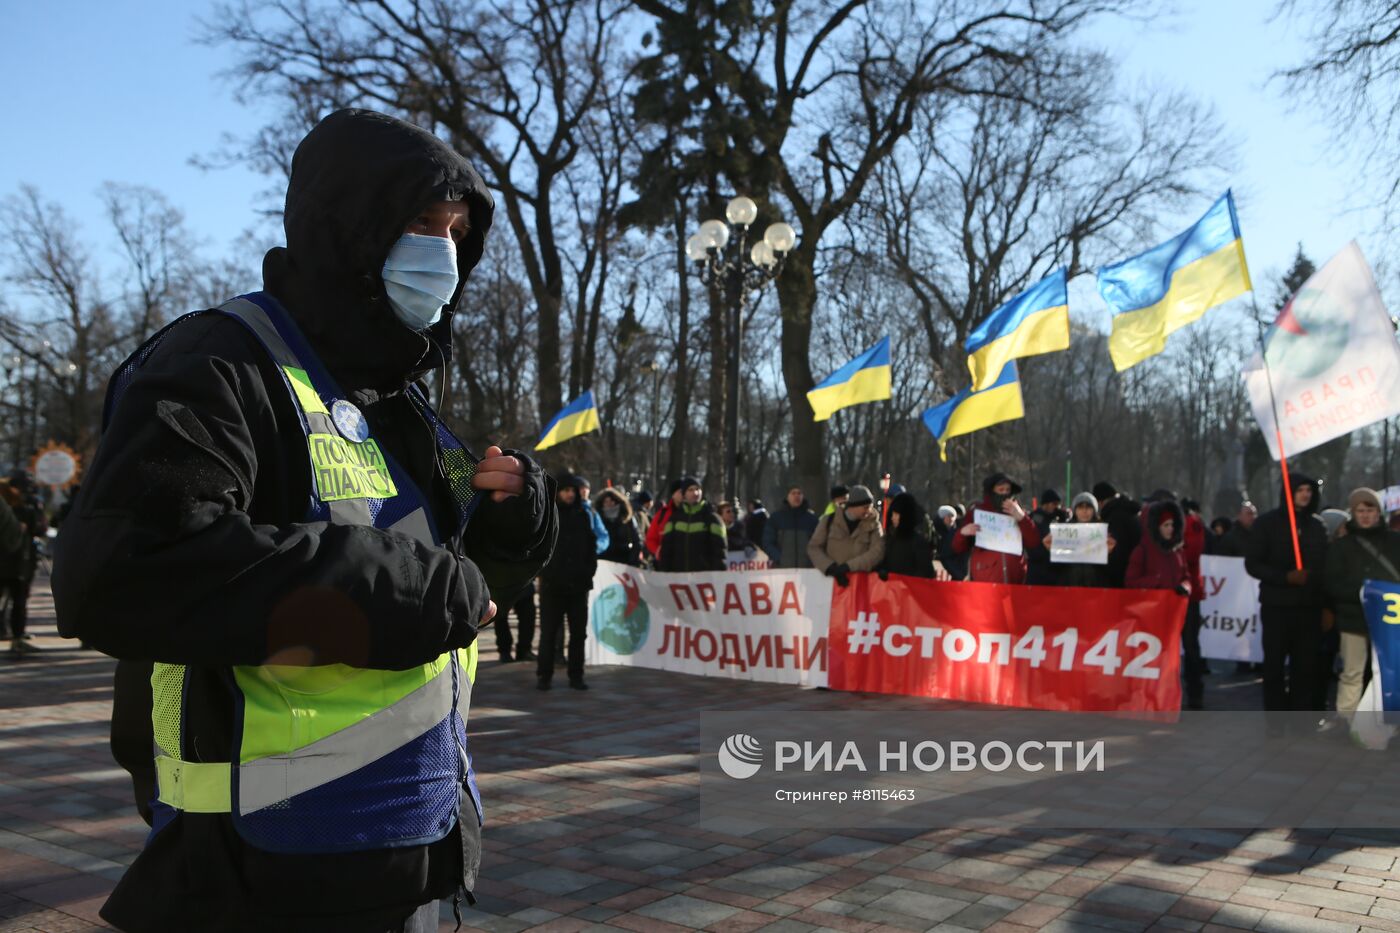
[2, 578, 1399, 932]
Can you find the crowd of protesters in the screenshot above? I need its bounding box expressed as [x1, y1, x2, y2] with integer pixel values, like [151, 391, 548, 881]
[11, 452, 1400, 720]
[511, 466, 1400, 719]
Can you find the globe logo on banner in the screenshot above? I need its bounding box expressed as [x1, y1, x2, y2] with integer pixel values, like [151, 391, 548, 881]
[1266, 286, 1353, 380]
[591, 574, 650, 655]
[718, 733, 764, 779]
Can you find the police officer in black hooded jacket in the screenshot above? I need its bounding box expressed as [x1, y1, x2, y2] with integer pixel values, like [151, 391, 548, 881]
[52, 110, 558, 933]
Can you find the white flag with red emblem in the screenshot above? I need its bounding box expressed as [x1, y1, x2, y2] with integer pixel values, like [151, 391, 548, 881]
[1245, 241, 1400, 459]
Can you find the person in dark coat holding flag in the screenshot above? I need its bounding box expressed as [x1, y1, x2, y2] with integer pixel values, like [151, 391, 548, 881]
[1245, 474, 1329, 713]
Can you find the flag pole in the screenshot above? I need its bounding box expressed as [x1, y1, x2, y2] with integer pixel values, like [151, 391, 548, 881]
[1250, 294, 1304, 571]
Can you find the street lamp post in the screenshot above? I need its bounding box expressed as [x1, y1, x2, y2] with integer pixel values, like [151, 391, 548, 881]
[2, 353, 22, 468]
[686, 196, 795, 501]
[642, 357, 663, 493]
[879, 472, 892, 528]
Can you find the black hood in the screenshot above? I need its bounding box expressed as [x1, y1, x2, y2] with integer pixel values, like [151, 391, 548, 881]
[262, 108, 495, 394]
[888, 492, 924, 538]
[982, 472, 1022, 496]
[1281, 473, 1322, 515]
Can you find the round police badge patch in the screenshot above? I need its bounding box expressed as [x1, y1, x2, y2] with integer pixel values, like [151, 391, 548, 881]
[331, 399, 370, 443]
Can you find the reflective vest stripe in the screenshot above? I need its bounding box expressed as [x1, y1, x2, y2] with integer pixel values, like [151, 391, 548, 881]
[156, 756, 232, 813]
[387, 506, 433, 545]
[238, 665, 456, 814]
[284, 366, 330, 415]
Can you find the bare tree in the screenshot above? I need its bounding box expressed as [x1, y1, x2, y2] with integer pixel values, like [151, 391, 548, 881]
[631, 0, 1137, 498]
[1276, 0, 1400, 219]
[866, 56, 1228, 390]
[1, 185, 201, 463]
[205, 0, 637, 426]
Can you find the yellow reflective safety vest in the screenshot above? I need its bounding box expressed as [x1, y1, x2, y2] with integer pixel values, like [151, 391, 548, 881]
[128, 292, 482, 853]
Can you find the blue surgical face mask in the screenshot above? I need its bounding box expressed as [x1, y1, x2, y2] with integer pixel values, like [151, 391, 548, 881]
[381, 233, 459, 330]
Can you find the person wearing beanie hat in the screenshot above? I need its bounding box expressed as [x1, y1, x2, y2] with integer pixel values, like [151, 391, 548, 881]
[808, 483, 885, 585]
[1046, 492, 1117, 589]
[933, 504, 966, 580]
[1027, 489, 1068, 585]
[1324, 487, 1400, 716]
[656, 478, 727, 572]
[950, 471, 1041, 584]
[1092, 480, 1141, 586]
[764, 485, 820, 568]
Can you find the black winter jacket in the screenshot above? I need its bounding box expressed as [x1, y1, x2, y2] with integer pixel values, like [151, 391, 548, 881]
[1098, 495, 1142, 587]
[544, 498, 602, 589]
[0, 495, 20, 559]
[1216, 523, 1253, 557]
[657, 500, 727, 571]
[0, 493, 42, 581]
[1244, 475, 1328, 609]
[880, 533, 936, 578]
[763, 502, 819, 569]
[51, 109, 557, 933]
[1323, 522, 1400, 634]
[1026, 506, 1067, 585]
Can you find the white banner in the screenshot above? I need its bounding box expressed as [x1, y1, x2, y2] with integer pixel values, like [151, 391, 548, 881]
[1048, 523, 1108, 565]
[1382, 485, 1400, 514]
[974, 509, 1022, 555]
[586, 560, 830, 687]
[1245, 242, 1400, 459]
[1198, 555, 1262, 662]
[727, 547, 772, 571]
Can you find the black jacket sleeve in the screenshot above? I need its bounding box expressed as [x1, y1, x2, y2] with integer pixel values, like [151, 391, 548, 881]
[1244, 513, 1291, 587]
[52, 319, 491, 671]
[461, 448, 557, 607]
[0, 497, 20, 557]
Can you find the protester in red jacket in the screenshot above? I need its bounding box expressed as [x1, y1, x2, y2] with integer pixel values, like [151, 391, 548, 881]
[1181, 497, 1206, 598]
[1127, 494, 1201, 706]
[951, 472, 1041, 584]
[645, 479, 684, 559]
[1125, 498, 1191, 594]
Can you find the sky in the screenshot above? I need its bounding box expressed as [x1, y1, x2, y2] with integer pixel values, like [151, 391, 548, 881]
[0, 0, 1385, 317]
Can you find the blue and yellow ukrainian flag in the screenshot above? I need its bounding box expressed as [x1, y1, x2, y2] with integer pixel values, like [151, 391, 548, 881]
[807, 336, 892, 422]
[965, 268, 1069, 391]
[921, 362, 1023, 462]
[1099, 191, 1252, 371]
[534, 391, 601, 451]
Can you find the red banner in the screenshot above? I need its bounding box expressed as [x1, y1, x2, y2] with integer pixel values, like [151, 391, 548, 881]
[829, 574, 1184, 712]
